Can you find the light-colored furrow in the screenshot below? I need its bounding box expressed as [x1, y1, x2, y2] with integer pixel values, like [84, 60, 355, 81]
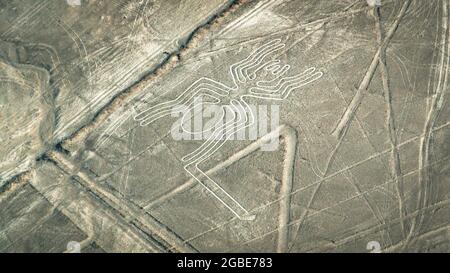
[374, 5, 408, 240]
[46, 150, 197, 253]
[332, 0, 412, 140]
[404, 0, 450, 249]
[31, 162, 162, 253]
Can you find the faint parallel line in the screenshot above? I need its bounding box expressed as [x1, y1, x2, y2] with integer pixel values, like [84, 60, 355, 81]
[404, 0, 450, 249]
[173, 123, 450, 249]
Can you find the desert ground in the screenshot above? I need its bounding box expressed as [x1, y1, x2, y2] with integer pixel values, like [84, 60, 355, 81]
[0, 0, 449, 253]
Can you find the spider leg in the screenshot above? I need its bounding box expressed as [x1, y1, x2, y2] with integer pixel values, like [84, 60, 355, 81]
[255, 67, 317, 92]
[184, 100, 253, 163]
[134, 77, 230, 126]
[229, 39, 284, 85]
[246, 60, 281, 80]
[183, 162, 256, 220]
[182, 100, 256, 220]
[255, 64, 291, 86]
[181, 104, 240, 162]
[279, 70, 323, 98]
[240, 43, 285, 80]
[249, 68, 323, 100]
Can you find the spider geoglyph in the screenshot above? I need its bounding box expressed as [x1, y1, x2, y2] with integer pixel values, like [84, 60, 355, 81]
[134, 39, 323, 220]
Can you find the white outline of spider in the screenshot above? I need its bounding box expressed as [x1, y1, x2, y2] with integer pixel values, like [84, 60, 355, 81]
[134, 39, 323, 220]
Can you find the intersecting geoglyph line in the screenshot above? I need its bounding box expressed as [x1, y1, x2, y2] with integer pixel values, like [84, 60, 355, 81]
[133, 39, 323, 220]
